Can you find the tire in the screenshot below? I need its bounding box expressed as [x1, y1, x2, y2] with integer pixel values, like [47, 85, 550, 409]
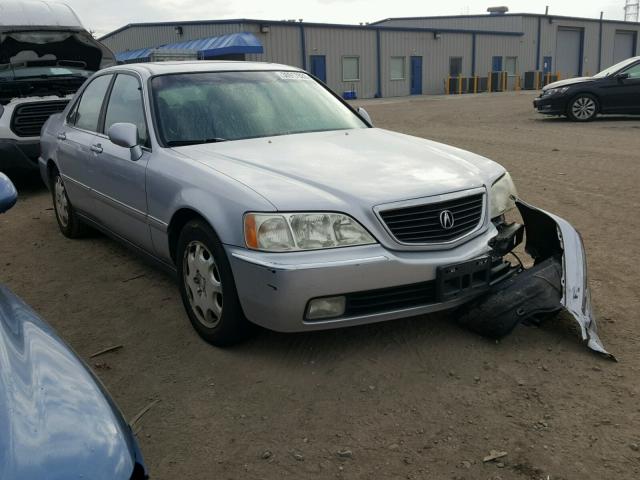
[51, 168, 87, 238]
[176, 219, 253, 346]
[567, 94, 598, 122]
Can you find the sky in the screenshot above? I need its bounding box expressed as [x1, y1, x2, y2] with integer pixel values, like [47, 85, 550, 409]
[59, 0, 630, 37]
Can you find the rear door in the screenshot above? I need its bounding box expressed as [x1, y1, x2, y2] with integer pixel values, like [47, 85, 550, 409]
[56, 74, 113, 213]
[91, 72, 153, 251]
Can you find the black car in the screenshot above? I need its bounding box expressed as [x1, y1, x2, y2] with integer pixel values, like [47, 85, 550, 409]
[533, 56, 640, 121]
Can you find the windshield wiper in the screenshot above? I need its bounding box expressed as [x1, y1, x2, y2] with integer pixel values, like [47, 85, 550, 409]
[166, 138, 228, 146]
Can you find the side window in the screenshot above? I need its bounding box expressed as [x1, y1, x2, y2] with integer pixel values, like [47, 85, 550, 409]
[104, 74, 149, 146]
[66, 97, 80, 125]
[623, 62, 640, 79]
[74, 74, 113, 132]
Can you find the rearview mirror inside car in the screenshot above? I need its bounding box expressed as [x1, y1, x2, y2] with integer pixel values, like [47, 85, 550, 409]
[108, 122, 143, 161]
[357, 107, 373, 126]
[0, 173, 18, 214]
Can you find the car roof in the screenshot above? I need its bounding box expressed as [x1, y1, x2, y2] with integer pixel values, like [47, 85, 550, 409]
[108, 60, 304, 76]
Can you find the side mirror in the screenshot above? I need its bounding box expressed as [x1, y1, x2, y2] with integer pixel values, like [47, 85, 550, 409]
[616, 72, 630, 82]
[108, 122, 143, 161]
[357, 107, 373, 126]
[0, 173, 18, 214]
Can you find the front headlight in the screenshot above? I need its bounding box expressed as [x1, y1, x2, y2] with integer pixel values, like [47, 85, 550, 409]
[489, 172, 518, 219]
[543, 86, 569, 97]
[244, 212, 376, 252]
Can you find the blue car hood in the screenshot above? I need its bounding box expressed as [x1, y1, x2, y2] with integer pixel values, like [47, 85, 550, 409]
[0, 285, 144, 480]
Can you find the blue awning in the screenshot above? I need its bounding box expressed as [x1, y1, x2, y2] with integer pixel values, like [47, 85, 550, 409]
[116, 32, 263, 63]
[160, 32, 263, 58]
[116, 48, 153, 63]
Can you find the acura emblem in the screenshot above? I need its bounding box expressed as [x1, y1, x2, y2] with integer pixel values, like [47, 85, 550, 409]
[439, 210, 455, 230]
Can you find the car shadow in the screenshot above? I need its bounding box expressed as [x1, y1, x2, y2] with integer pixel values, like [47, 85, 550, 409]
[537, 115, 640, 123]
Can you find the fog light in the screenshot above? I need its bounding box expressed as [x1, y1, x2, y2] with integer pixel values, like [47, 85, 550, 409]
[306, 296, 346, 320]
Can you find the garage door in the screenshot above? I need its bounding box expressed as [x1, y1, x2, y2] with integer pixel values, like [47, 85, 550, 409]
[613, 31, 636, 64]
[556, 28, 582, 78]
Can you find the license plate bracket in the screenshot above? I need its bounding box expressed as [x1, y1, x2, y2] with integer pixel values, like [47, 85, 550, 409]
[437, 256, 492, 302]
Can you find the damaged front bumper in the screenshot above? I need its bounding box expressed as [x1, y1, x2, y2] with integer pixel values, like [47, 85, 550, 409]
[515, 200, 613, 359]
[460, 200, 613, 359]
[228, 199, 612, 359]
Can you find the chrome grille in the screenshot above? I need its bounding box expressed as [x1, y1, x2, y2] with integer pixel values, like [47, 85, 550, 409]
[379, 193, 484, 244]
[10, 100, 69, 137]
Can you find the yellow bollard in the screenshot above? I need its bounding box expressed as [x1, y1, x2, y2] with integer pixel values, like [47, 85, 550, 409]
[458, 74, 462, 94]
[474, 76, 478, 94]
[488, 72, 492, 93]
[445, 76, 450, 95]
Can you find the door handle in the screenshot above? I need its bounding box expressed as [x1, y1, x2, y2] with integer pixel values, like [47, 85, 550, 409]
[57, 132, 66, 141]
[90, 144, 103, 154]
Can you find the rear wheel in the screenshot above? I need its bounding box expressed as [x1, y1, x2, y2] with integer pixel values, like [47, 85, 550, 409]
[176, 219, 253, 346]
[51, 168, 87, 238]
[567, 94, 598, 122]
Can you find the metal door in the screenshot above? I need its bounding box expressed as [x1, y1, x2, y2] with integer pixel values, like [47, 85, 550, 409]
[613, 31, 636, 64]
[310, 55, 327, 83]
[410, 56, 423, 95]
[556, 28, 583, 78]
[492, 56, 503, 72]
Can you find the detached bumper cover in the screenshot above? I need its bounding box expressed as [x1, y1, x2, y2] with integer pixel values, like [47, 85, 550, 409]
[516, 200, 613, 359]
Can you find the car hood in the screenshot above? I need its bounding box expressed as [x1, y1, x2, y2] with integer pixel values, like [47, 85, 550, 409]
[0, 286, 144, 480]
[543, 76, 594, 90]
[175, 128, 505, 210]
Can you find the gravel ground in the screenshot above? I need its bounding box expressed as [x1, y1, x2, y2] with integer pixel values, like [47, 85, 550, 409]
[2, 91, 640, 479]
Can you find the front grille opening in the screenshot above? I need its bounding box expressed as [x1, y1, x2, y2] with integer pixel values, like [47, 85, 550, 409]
[379, 193, 484, 244]
[10, 100, 69, 137]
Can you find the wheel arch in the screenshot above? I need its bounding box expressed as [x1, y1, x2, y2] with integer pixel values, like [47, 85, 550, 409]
[167, 207, 220, 263]
[568, 91, 601, 113]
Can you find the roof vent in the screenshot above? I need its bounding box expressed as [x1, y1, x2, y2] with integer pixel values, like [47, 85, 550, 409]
[487, 6, 509, 15]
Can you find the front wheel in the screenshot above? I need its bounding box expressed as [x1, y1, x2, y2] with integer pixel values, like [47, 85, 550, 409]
[567, 94, 598, 122]
[176, 220, 253, 346]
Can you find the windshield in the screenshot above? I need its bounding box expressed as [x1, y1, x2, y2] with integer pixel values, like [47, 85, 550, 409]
[593, 57, 639, 78]
[151, 71, 367, 145]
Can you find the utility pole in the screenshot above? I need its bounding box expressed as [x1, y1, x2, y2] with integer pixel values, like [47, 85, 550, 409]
[624, 0, 639, 22]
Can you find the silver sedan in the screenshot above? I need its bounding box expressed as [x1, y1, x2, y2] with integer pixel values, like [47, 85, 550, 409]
[39, 61, 610, 356]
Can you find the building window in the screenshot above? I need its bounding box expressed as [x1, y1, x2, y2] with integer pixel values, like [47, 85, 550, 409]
[342, 56, 360, 81]
[449, 57, 463, 77]
[505, 56, 518, 75]
[390, 56, 406, 80]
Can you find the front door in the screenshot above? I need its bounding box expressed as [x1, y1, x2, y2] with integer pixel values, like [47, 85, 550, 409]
[410, 56, 423, 95]
[600, 61, 640, 113]
[56, 73, 114, 213]
[91, 73, 152, 251]
[310, 55, 327, 83]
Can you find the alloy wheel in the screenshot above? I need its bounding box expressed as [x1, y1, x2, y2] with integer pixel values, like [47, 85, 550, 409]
[54, 176, 69, 228]
[571, 97, 596, 120]
[183, 240, 223, 328]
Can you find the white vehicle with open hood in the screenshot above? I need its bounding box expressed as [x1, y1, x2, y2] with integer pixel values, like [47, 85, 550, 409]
[0, 0, 115, 175]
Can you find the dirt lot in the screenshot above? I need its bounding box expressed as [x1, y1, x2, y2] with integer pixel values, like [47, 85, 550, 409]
[2, 92, 640, 479]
